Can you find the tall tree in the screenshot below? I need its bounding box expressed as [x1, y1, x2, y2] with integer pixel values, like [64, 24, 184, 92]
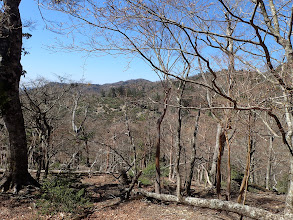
[0, 0, 38, 192]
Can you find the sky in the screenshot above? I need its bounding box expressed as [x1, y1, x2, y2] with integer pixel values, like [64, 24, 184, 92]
[19, 0, 159, 85]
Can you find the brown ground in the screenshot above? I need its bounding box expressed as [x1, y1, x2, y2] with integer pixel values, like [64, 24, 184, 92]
[0, 174, 286, 220]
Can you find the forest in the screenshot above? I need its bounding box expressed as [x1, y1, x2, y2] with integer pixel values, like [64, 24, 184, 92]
[1, 0, 293, 219]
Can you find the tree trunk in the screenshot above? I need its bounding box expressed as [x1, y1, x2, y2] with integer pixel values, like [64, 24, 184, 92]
[125, 108, 137, 175]
[84, 140, 90, 167]
[36, 147, 42, 181]
[0, 83, 39, 191]
[169, 134, 173, 180]
[155, 88, 170, 194]
[266, 136, 273, 190]
[225, 130, 231, 200]
[285, 156, 293, 215]
[238, 116, 253, 204]
[175, 80, 187, 200]
[210, 123, 223, 185]
[44, 150, 50, 179]
[216, 130, 226, 199]
[186, 110, 200, 196]
[0, 0, 38, 192]
[175, 106, 182, 200]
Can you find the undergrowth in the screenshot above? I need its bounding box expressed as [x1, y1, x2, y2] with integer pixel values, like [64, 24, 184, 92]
[36, 175, 92, 217]
[138, 162, 169, 185]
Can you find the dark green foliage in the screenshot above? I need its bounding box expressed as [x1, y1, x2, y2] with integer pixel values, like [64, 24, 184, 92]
[139, 162, 169, 185]
[36, 176, 92, 215]
[105, 86, 144, 98]
[231, 166, 243, 181]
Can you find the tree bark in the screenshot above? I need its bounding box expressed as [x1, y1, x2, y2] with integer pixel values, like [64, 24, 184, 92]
[0, 0, 39, 192]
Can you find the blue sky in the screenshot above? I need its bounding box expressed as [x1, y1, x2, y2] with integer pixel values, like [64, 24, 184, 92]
[19, 0, 159, 85]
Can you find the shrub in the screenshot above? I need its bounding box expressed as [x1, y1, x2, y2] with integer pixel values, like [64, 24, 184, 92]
[139, 162, 169, 186]
[36, 176, 92, 216]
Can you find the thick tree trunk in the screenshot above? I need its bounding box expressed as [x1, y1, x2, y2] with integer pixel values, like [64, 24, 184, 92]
[0, 87, 38, 191]
[0, 0, 38, 192]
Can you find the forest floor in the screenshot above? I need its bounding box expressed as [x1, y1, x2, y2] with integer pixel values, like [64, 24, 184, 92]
[0, 174, 287, 220]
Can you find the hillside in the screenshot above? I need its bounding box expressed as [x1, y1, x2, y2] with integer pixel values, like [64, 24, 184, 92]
[1, 71, 291, 219]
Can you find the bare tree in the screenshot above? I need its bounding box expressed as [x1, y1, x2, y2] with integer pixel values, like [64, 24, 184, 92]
[70, 85, 94, 168]
[22, 78, 72, 178]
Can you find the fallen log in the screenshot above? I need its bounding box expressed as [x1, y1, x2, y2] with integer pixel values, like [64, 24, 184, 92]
[0, 168, 115, 176]
[248, 183, 271, 192]
[133, 189, 292, 220]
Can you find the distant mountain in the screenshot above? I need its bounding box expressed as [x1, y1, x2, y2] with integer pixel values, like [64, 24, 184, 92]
[102, 79, 152, 87]
[45, 78, 153, 93]
[79, 78, 153, 94]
